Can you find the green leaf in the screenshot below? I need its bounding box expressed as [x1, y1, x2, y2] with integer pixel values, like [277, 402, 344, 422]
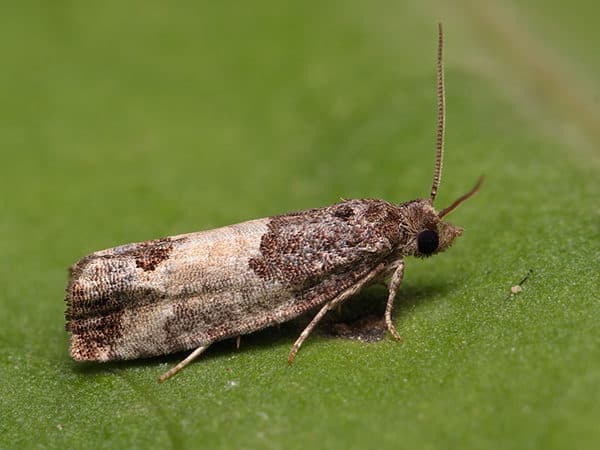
[1, 2, 598, 449]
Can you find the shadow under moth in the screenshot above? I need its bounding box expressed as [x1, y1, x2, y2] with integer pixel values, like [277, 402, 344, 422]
[65, 24, 482, 382]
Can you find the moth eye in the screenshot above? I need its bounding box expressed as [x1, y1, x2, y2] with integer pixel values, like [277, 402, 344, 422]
[417, 229, 439, 256]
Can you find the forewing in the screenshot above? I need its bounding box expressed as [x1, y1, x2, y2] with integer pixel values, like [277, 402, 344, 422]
[249, 198, 402, 291]
[65, 199, 402, 361]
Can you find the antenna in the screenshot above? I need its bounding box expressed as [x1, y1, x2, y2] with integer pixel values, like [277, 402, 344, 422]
[438, 176, 484, 218]
[430, 22, 445, 203]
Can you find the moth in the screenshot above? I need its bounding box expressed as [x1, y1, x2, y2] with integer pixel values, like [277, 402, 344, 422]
[65, 24, 482, 382]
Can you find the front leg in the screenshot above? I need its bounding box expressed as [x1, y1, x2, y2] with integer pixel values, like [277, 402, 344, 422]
[385, 260, 404, 340]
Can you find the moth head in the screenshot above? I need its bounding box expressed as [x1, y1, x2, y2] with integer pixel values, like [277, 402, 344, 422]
[404, 200, 466, 258]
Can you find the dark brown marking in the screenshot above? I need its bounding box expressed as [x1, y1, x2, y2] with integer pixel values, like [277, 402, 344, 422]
[249, 199, 404, 289]
[69, 310, 124, 360]
[69, 312, 124, 344]
[333, 204, 355, 219]
[133, 238, 174, 271]
[66, 285, 166, 324]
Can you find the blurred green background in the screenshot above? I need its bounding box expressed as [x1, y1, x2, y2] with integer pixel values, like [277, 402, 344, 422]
[1, 1, 598, 449]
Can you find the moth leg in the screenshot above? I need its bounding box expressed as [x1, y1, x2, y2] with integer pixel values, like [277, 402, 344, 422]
[158, 344, 210, 383]
[288, 263, 386, 365]
[287, 301, 331, 365]
[385, 261, 405, 341]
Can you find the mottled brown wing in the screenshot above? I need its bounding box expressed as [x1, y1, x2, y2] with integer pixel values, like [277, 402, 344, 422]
[65, 199, 403, 361]
[248, 198, 403, 293]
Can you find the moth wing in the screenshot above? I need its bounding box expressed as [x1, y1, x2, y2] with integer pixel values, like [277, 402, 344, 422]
[248, 198, 400, 291]
[66, 199, 401, 361]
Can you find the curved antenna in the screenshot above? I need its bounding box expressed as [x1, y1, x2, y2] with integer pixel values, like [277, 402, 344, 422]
[430, 22, 445, 203]
[438, 176, 484, 218]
